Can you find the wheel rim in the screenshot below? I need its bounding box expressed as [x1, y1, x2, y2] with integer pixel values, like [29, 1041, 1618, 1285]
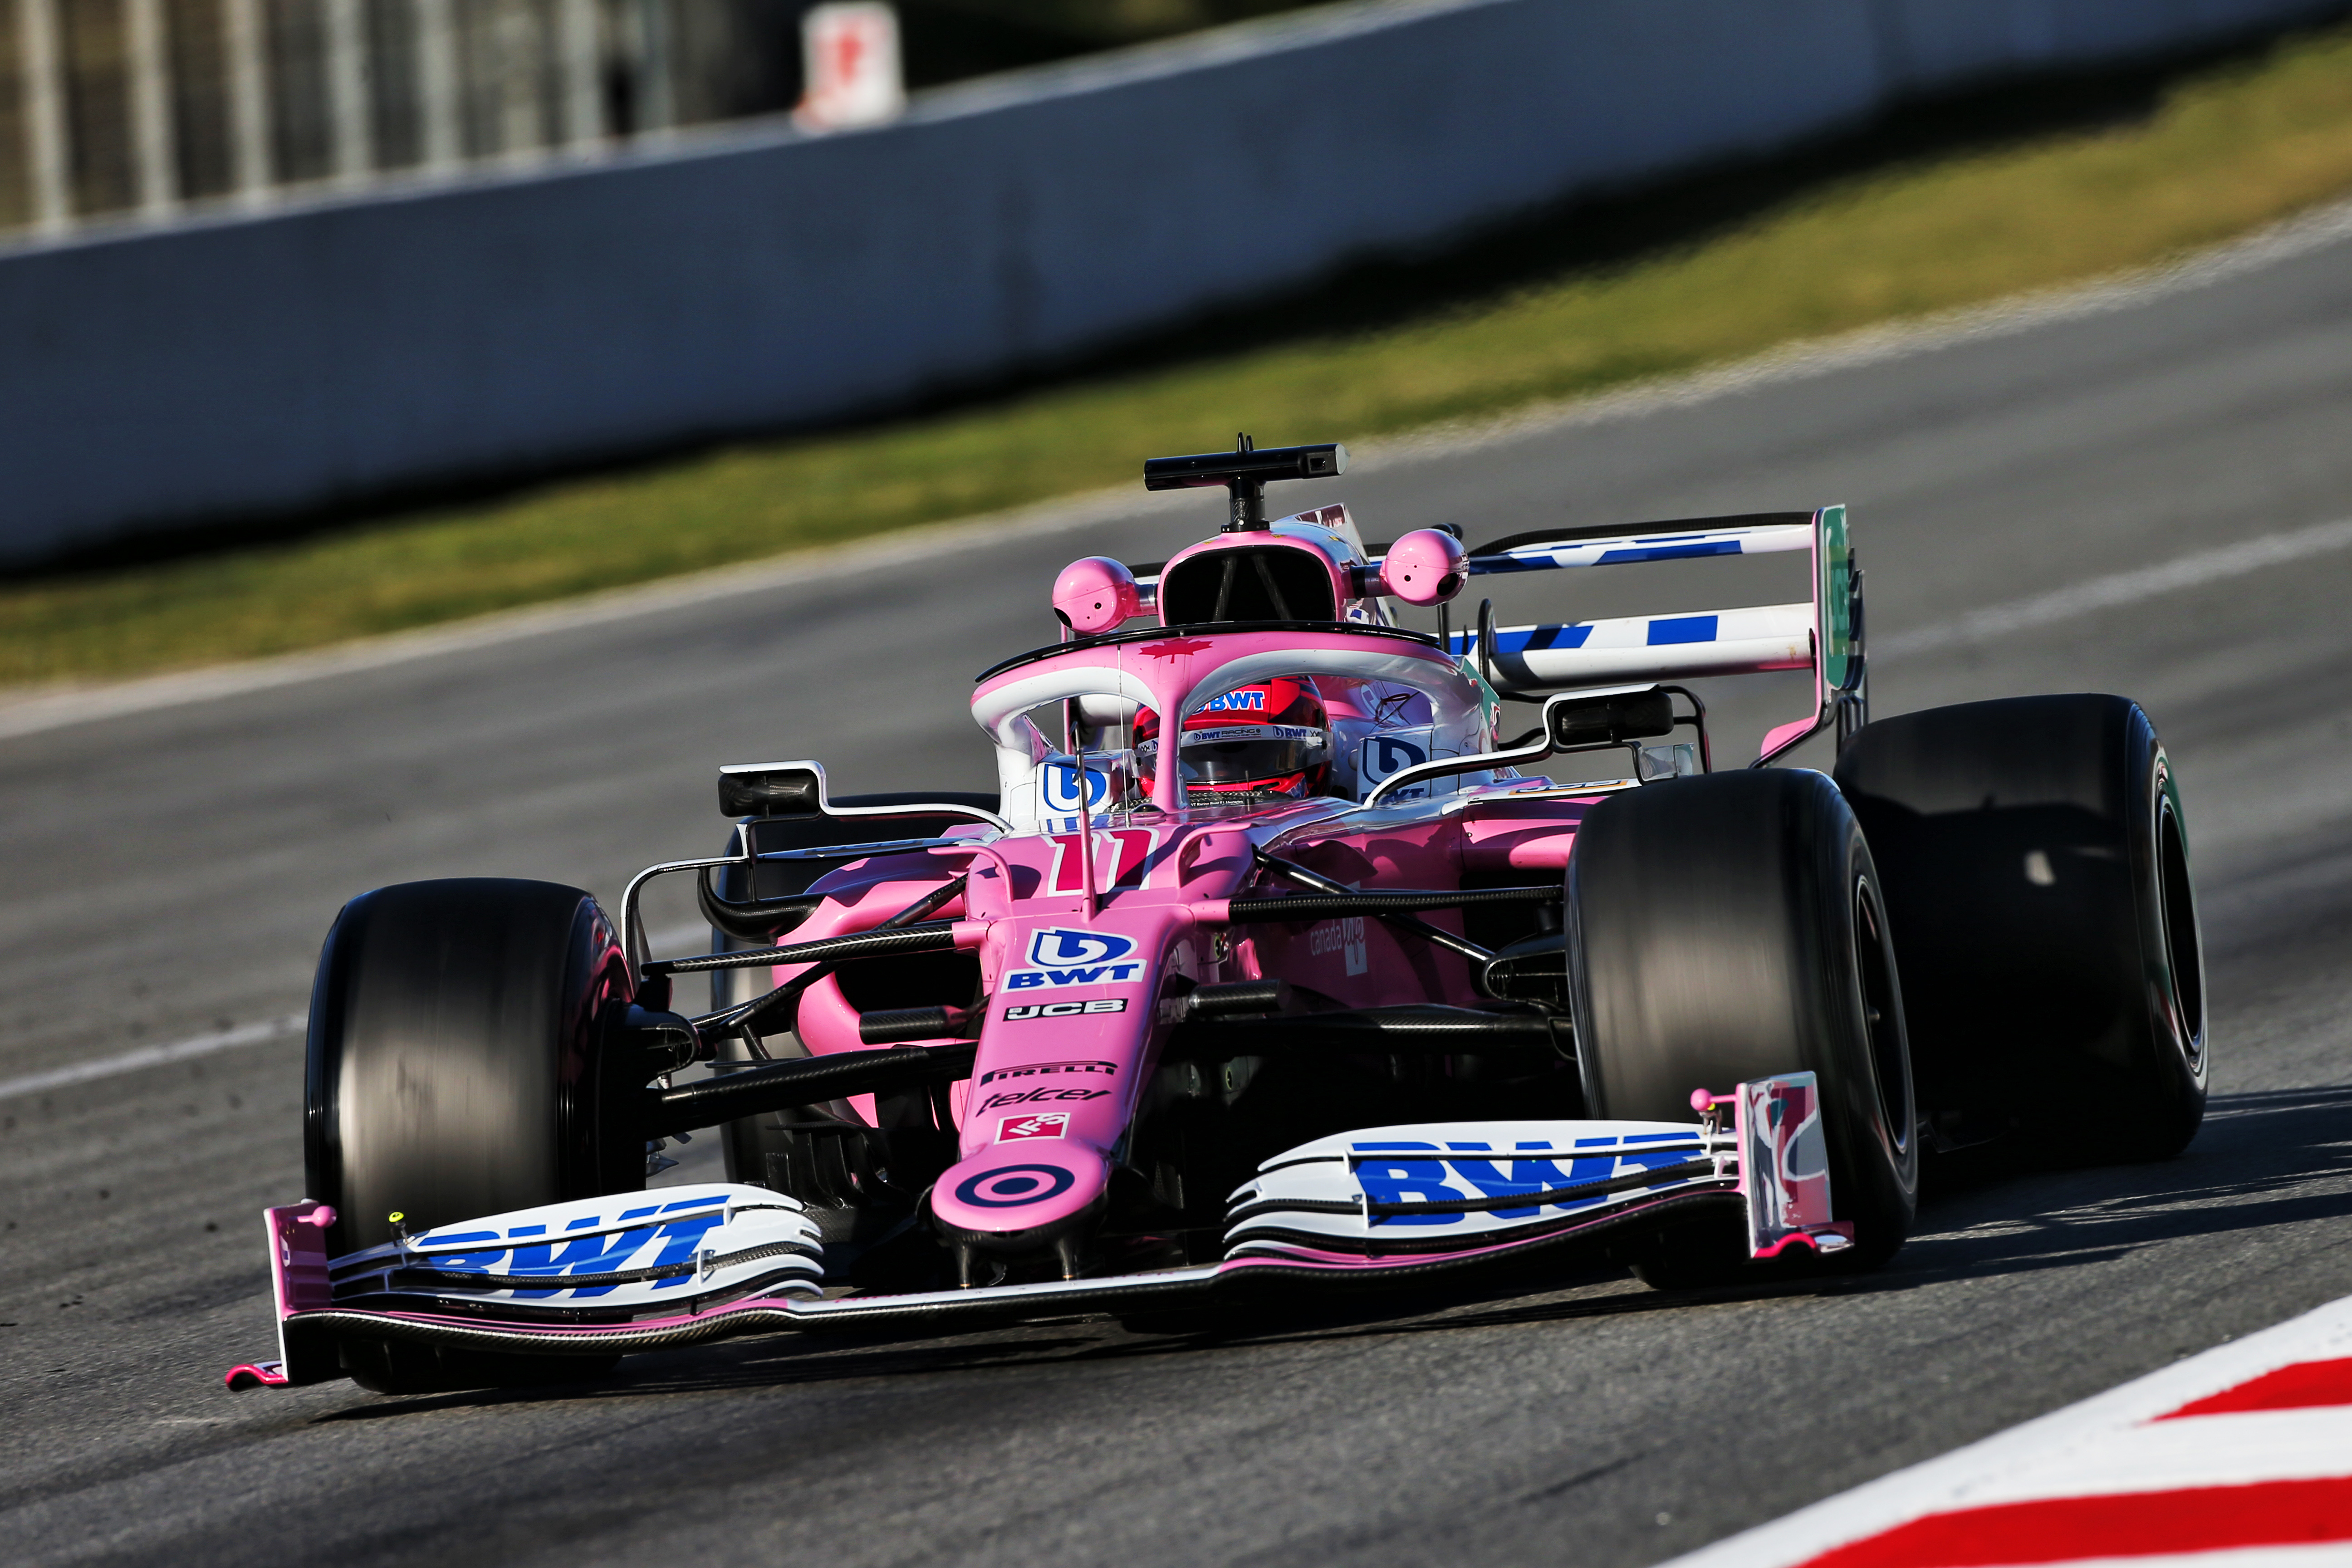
[2155, 777, 2206, 1077]
[1853, 876, 1910, 1156]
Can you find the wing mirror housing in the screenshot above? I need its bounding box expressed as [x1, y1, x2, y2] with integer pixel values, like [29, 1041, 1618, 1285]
[1377, 529, 1468, 606]
[1543, 686, 1676, 751]
[1052, 557, 1142, 634]
[717, 760, 827, 818]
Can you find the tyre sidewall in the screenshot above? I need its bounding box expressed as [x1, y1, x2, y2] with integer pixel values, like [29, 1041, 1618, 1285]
[2125, 719, 2209, 1152]
[305, 879, 637, 1258]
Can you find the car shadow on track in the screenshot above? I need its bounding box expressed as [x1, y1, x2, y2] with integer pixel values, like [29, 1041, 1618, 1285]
[311, 1085, 2352, 1420]
[1889, 1084, 2352, 1286]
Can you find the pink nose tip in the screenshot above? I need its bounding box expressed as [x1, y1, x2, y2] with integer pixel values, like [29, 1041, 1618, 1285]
[1377, 529, 1468, 606]
[1052, 557, 1142, 634]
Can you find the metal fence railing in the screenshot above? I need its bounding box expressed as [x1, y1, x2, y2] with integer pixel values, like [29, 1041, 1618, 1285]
[0, 0, 783, 239]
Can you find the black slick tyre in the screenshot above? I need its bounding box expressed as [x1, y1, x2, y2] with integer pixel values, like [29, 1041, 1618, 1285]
[1834, 695, 2207, 1163]
[305, 878, 642, 1393]
[1567, 769, 1918, 1286]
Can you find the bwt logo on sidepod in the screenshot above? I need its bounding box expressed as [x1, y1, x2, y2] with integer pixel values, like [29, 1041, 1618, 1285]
[1005, 928, 1144, 991]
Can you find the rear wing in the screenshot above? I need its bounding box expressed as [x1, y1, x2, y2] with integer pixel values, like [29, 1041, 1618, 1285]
[1442, 507, 1863, 766]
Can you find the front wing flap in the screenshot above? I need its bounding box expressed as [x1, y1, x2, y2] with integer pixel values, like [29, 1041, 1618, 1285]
[1222, 1117, 1734, 1259]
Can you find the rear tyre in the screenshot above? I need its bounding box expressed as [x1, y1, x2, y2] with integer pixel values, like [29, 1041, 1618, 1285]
[1568, 770, 1918, 1287]
[305, 878, 642, 1392]
[1834, 695, 2207, 1163]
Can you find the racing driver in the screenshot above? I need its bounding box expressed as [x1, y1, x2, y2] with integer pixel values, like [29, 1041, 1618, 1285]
[1134, 677, 1336, 807]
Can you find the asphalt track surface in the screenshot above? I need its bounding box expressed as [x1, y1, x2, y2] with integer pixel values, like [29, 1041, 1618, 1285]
[8, 220, 2352, 1568]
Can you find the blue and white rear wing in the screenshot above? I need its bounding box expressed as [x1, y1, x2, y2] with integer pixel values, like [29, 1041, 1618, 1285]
[1442, 506, 1863, 765]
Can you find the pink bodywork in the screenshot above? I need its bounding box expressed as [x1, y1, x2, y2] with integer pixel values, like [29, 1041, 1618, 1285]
[225, 1200, 335, 1388]
[726, 624, 1589, 1253]
[1378, 529, 1468, 607]
[1050, 557, 1142, 635]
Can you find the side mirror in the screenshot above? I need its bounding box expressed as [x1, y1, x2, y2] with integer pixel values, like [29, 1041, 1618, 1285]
[1543, 686, 1675, 750]
[1377, 529, 1468, 606]
[718, 760, 827, 818]
[1052, 557, 1142, 634]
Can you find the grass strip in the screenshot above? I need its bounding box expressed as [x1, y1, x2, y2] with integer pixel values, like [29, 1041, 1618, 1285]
[13, 20, 2352, 687]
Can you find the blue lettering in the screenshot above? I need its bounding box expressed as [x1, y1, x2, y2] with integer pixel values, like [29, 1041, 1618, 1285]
[1355, 1143, 1466, 1226]
[645, 1212, 727, 1289]
[1441, 1142, 1574, 1219]
[1004, 961, 1145, 992]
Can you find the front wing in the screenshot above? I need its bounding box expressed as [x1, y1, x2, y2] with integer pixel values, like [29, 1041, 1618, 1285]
[227, 1074, 1848, 1389]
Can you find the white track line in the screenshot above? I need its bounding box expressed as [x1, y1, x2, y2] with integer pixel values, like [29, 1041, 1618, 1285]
[1877, 514, 2352, 659]
[0, 923, 715, 1102]
[0, 1014, 307, 1101]
[1661, 1294, 2352, 1567]
[5, 196, 2352, 746]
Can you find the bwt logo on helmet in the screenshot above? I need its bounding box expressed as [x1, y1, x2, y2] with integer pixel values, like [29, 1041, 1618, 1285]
[1198, 689, 1267, 713]
[1005, 928, 1145, 990]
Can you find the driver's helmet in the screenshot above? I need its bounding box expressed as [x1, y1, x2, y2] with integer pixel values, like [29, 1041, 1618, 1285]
[1135, 678, 1334, 805]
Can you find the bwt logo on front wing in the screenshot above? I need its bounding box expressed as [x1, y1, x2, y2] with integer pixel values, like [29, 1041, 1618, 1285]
[1005, 928, 1144, 990]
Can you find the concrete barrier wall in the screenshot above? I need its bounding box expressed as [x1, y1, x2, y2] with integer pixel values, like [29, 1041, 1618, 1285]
[1, 0, 2338, 563]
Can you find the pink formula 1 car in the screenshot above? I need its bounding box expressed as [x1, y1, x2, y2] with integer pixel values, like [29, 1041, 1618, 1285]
[232, 440, 2210, 1395]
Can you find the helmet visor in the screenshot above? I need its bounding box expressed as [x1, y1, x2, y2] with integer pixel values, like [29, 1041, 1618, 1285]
[1138, 723, 1330, 787]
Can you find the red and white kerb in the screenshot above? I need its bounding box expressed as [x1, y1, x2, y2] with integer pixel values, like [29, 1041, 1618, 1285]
[1664, 1296, 2352, 1566]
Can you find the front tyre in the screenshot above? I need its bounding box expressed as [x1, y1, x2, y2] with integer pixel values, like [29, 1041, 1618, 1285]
[1568, 770, 1918, 1284]
[304, 878, 642, 1392]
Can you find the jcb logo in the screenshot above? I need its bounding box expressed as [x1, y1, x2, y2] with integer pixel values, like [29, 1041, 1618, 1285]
[1003, 1000, 1128, 1020]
